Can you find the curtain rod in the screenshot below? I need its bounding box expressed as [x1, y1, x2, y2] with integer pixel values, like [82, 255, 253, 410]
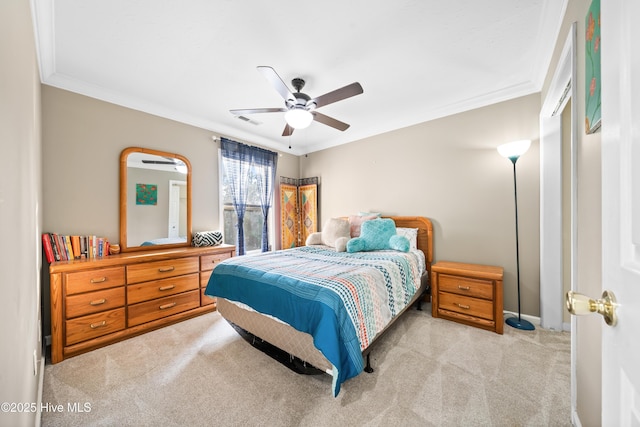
[212, 134, 286, 156]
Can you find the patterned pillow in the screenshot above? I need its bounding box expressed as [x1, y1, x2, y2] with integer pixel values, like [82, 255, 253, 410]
[396, 227, 418, 251]
[192, 231, 223, 247]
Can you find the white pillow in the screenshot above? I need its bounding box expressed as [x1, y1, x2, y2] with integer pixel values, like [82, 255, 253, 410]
[309, 218, 350, 252]
[396, 227, 418, 251]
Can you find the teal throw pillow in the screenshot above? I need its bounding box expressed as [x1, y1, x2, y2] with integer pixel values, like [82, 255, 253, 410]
[346, 218, 410, 253]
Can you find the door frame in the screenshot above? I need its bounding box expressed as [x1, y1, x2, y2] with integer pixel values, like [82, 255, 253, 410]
[539, 21, 578, 421]
[540, 23, 577, 331]
[168, 179, 186, 238]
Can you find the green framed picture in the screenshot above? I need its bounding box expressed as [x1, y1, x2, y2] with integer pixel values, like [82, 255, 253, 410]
[585, 0, 601, 134]
[136, 183, 157, 205]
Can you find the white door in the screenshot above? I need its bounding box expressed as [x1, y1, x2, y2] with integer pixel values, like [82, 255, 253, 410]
[168, 180, 185, 238]
[601, 1, 640, 424]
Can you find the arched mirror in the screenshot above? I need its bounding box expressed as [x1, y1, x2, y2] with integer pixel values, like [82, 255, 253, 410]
[119, 147, 192, 252]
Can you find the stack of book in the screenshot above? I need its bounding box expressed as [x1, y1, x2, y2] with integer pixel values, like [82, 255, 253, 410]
[42, 233, 110, 263]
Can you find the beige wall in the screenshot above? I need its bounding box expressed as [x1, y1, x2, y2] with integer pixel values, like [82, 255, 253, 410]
[41, 86, 300, 246]
[301, 94, 541, 317]
[17, 1, 604, 424]
[0, 0, 43, 426]
[541, 0, 602, 425]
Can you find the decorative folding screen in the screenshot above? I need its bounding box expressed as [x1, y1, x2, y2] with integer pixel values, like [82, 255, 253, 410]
[280, 177, 318, 249]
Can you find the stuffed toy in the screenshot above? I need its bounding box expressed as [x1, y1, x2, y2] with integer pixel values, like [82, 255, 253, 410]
[346, 218, 409, 253]
[305, 218, 351, 252]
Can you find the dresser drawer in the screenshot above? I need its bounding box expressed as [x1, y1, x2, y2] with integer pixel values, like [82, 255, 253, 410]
[438, 292, 494, 321]
[126, 257, 199, 284]
[66, 308, 126, 345]
[439, 274, 493, 300]
[200, 252, 232, 271]
[200, 270, 213, 287]
[127, 273, 199, 305]
[127, 290, 200, 327]
[65, 287, 125, 319]
[65, 267, 126, 295]
[201, 288, 216, 307]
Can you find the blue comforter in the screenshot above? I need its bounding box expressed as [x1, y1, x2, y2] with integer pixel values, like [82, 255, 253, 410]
[205, 245, 423, 396]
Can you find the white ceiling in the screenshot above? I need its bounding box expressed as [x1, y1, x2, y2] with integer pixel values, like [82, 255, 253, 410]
[32, 0, 567, 155]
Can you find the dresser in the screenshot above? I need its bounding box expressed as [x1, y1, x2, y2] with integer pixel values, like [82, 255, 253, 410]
[431, 261, 504, 334]
[49, 245, 235, 363]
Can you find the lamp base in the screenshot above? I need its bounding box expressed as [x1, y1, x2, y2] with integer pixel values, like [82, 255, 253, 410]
[506, 316, 535, 331]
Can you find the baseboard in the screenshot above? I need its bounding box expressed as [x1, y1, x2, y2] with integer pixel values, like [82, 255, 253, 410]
[572, 408, 583, 427]
[35, 355, 45, 427]
[502, 311, 572, 332]
[503, 310, 540, 327]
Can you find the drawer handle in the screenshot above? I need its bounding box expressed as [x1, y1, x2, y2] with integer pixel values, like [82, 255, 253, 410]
[90, 277, 107, 284]
[457, 285, 471, 291]
[158, 266, 175, 273]
[90, 320, 107, 329]
[89, 298, 106, 306]
[159, 302, 177, 310]
[457, 303, 471, 310]
[159, 285, 175, 291]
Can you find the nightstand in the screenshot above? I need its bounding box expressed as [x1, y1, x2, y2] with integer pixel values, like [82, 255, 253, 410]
[431, 261, 504, 334]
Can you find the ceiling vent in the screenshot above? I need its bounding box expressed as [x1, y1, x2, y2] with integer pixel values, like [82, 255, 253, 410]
[236, 115, 262, 125]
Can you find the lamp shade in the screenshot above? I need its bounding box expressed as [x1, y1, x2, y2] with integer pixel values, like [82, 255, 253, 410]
[497, 139, 531, 159]
[285, 108, 313, 129]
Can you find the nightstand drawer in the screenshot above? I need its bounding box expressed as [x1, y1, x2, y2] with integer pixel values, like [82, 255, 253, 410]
[439, 274, 493, 300]
[438, 292, 494, 320]
[431, 261, 503, 334]
[127, 273, 199, 304]
[127, 290, 200, 327]
[66, 286, 125, 319]
[66, 308, 125, 345]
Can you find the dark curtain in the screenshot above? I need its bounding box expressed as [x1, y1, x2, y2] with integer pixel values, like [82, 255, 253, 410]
[220, 138, 277, 255]
[221, 138, 252, 255]
[252, 146, 278, 252]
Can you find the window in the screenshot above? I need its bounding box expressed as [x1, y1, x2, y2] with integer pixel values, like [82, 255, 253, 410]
[219, 138, 277, 255]
[220, 160, 271, 252]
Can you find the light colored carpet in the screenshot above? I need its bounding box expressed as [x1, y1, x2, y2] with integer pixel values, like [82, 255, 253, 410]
[42, 305, 570, 426]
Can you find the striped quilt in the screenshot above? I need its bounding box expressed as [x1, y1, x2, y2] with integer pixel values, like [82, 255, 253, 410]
[205, 245, 424, 396]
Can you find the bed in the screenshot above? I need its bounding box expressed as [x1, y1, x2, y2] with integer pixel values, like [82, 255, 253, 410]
[205, 216, 433, 396]
[140, 236, 187, 246]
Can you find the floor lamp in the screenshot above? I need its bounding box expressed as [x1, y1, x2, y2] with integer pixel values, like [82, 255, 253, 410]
[497, 139, 535, 331]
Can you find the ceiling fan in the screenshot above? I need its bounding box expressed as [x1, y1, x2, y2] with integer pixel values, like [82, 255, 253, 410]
[230, 66, 364, 136]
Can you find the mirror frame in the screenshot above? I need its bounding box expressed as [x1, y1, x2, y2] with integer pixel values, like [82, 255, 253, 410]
[119, 147, 192, 253]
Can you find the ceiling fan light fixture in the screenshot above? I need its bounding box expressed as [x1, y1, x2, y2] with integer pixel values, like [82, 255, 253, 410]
[285, 108, 313, 129]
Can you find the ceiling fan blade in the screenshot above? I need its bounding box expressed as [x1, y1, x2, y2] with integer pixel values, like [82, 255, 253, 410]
[257, 66, 296, 102]
[310, 82, 363, 109]
[282, 123, 294, 137]
[312, 112, 350, 131]
[230, 108, 287, 115]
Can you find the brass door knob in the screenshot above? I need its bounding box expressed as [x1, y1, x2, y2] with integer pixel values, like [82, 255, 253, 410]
[566, 290, 618, 326]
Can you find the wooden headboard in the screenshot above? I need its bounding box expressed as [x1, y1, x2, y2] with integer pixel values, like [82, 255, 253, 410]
[387, 216, 434, 274]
